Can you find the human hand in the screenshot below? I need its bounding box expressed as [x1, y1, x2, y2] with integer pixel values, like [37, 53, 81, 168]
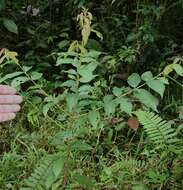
[0, 85, 22, 123]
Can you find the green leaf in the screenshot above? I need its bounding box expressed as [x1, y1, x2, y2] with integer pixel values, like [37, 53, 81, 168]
[43, 102, 54, 116]
[86, 61, 98, 72]
[3, 19, 18, 34]
[58, 40, 69, 49]
[52, 157, 64, 178]
[91, 29, 103, 40]
[11, 76, 29, 87]
[80, 57, 95, 63]
[159, 77, 169, 85]
[45, 170, 55, 189]
[71, 141, 93, 151]
[116, 97, 133, 115]
[103, 95, 116, 116]
[146, 79, 165, 98]
[173, 64, 183, 76]
[66, 94, 78, 112]
[112, 87, 123, 97]
[127, 73, 141, 88]
[79, 85, 92, 95]
[56, 58, 77, 66]
[61, 80, 76, 87]
[0, 71, 23, 83]
[78, 62, 98, 83]
[74, 174, 95, 188]
[88, 110, 100, 128]
[79, 73, 97, 83]
[83, 50, 101, 58]
[141, 71, 153, 82]
[22, 66, 32, 72]
[134, 89, 159, 112]
[30, 71, 43, 80]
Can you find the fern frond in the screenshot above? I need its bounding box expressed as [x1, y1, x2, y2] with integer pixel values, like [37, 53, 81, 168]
[111, 157, 147, 174]
[20, 158, 53, 190]
[135, 110, 178, 148]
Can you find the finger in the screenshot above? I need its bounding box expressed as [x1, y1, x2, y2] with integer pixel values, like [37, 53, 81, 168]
[0, 95, 22, 104]
[0, 85, 16, 95]
[0, 105, 20, 113]
[0, 113, 16, 122]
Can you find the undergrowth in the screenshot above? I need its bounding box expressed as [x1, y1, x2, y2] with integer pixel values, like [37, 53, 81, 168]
[0, 1, 183, 190]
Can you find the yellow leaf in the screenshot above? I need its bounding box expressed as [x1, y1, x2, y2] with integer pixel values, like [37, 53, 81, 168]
[77, 8, 92, 47]
[163, 64, 174, 76]
[68, 41, 78, 52]
[4, 49, 18, 63]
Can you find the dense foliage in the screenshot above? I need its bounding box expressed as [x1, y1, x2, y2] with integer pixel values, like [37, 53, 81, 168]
[0, 0, 183, 189]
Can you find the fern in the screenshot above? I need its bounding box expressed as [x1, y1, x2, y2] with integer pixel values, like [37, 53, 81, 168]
[106, 157, 147, 181]
[20, 158, 53, 190]
[21, 153, 65, 190]
[119, 158, 147, 172]
[135, 110, 178, 148]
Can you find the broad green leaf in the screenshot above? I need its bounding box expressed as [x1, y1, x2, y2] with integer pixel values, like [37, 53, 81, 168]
[79, 85, 92, 94]
[83, 50, 101, 58]
[78, 62, 98, 83]
[71, 141, 93, 151]
[87, 61, 98, 72]
[127, 73, 141, 88]
[173, 64, 183, 76]
[113, 87, 123, 97]
[88, 110, 100, 128]
[103, 95, 116, 116]
[159, 77, 169, 85]
[80, 57, 95, 63]
[61, 80, 76, 87]
[79, 73, 97, 83]
[141, 71, 153, 81]
[61, 80, 77, 92]
[116, 97, 133, 115]
[11, 76, 29, 87]
[22, 66, 32, 72]
[56, 57, 77, 66]
[134, 89, 159, 112]
[66, 94, 78, 112]
[146, 79, 165, 98]
[3, 19, 18, 34]
[52, 157, 64, 178]
[0, 71, 23, 83]
[30, 71, 43, 80]
[63, 69, 77, 75]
